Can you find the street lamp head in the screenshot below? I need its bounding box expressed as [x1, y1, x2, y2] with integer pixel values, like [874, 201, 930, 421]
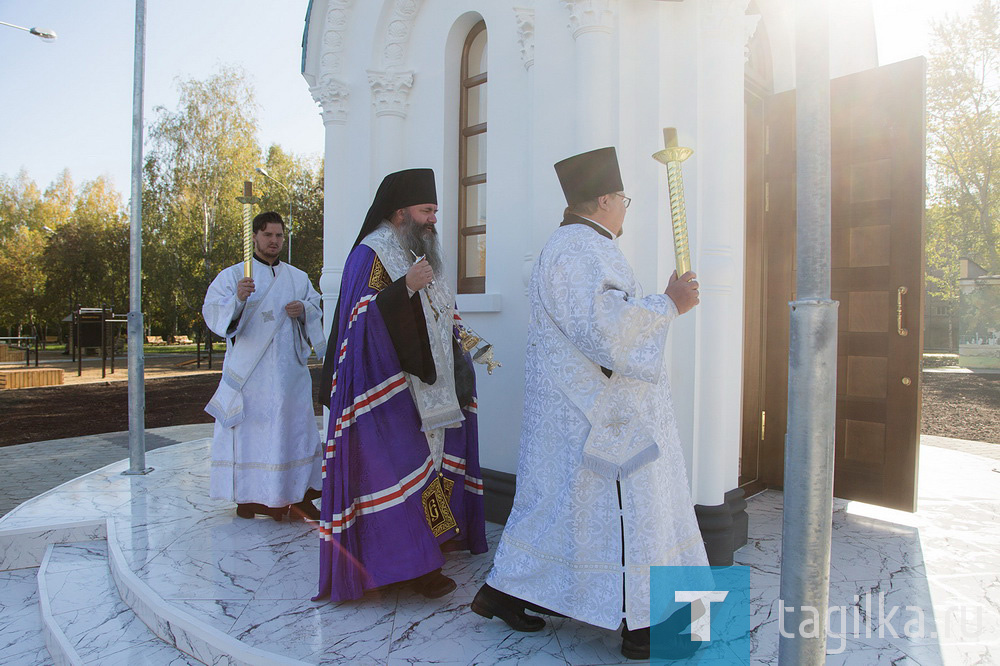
[255, 167, 269, 177]
[29, 27, 57, 41]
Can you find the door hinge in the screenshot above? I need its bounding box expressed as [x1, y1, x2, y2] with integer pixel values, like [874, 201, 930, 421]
[764, 182, 770, 213]
[760, 410, 766, 441]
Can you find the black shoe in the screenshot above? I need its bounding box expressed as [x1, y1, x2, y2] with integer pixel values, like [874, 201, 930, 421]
[235, 503, 287, 521]
[622, 621, 700, 661]
[471, 584, 545, 632]
[411, 569, 457, 599]
[621, 625, 650, 660]
[287, 496, 320, 521]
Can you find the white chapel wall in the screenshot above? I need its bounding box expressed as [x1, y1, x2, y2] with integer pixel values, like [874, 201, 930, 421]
[303, 0, 881, 503]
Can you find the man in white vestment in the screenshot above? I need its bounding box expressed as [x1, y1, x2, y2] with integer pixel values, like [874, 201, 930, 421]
[473, 147, 708, 660]
[203, 211, 326, 521]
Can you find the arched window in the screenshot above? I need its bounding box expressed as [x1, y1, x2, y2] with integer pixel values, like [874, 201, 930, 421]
[458, 21, 487, 294]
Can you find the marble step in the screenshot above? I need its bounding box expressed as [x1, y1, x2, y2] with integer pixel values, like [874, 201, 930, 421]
[39, 540, 202, 665]
[103, 520, 310, 666]
[1, 566, 50, 665]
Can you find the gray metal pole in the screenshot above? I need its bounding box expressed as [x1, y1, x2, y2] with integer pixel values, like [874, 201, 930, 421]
[124, 0, 152, 476]
[778, 0, 837, 663]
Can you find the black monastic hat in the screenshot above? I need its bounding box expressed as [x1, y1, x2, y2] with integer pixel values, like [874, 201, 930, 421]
[554, 147, 624, 205]
[351, 168, 438, 249]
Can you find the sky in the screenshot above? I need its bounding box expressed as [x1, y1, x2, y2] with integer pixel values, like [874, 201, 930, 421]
[0, 0, 323, 194]
[0, 0, 986, 195]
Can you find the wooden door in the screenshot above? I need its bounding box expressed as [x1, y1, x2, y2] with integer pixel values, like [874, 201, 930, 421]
[745, 57, 926, 511]
[740, 84, 768, 495]
[830, 57, 926, 511]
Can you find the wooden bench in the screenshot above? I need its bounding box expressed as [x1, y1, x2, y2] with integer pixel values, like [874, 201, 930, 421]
[172, 335, 194, 345]
[0, 367, 64, 389]
[146, 336, 165, 345]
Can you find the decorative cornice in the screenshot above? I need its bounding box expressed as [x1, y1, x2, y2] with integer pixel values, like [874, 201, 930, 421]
[514, 7, 536, 70]
[700, 0, 751, 43]
[367, 70, 414, 118]
[382, 0, 423, 69]
[320, 0, 354, 74]
[561, 0, 619, 39]
[312, 0, 354, 124]
[310, 76, 350, 125]
[744, 13, 761, 64]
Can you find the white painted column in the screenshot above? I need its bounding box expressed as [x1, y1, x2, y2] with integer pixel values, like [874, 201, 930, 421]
[689, 0, 750, 507]
[562, 0, 619, 148]
[309, 76, 352, 333]
[367, 70, 413, 178]
[514, 7, 542, 292]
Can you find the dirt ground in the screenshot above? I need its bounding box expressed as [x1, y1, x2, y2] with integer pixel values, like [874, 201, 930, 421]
[919, 371, 1000, 444]
[1, 357, 324, 447]
[1, 360, 998, 448]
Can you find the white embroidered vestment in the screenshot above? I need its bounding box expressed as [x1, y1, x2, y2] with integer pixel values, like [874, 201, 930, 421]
[487, 224, 709, 630]
[202, 258, 324, 507]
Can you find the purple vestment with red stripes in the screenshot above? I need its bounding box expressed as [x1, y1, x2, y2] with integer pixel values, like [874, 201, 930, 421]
[315, 245, 487, 602]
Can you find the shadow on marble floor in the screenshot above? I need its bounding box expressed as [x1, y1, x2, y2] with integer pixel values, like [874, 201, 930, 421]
[0, 440, 997, 664]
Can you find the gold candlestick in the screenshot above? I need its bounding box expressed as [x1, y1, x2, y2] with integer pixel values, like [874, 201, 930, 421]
[652, 128, 693, 277]
[236, 180, 261, 279]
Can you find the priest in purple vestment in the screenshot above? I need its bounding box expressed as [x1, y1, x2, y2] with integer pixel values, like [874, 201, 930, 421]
[315, 168, 488, 602]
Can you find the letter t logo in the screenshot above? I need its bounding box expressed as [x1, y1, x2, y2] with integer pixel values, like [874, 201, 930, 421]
[674, 591, 729, 641]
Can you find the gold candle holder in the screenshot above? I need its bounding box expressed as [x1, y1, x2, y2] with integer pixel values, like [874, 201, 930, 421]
[236, 180, 261, 279]
[652, 128, 693, 277]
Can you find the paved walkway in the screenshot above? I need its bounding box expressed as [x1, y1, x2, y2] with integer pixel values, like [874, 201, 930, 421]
[1, 427, 995, 520]
[0, 423, 214, 517]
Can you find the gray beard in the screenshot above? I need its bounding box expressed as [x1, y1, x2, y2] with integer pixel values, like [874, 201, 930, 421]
[391, 213, 443, 275]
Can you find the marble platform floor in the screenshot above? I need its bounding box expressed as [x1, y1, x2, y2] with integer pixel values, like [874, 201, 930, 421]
[0, 437, 997, 665]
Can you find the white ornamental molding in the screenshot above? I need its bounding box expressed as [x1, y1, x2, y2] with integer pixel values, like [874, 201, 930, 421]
[382, 0, 423, 69]
[310, 76, 351, 125]
[700, 0, 751, 43]
[514, 7, 536, 70]
[319, 0, 354, 78]
[744, 13, 761, 64]
[368, 70, 414, 118]
[561, 0, 619, 38]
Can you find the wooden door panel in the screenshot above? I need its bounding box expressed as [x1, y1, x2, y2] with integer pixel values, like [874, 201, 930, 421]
[831, 57, 925, 512]
[751, 57, 926, 511]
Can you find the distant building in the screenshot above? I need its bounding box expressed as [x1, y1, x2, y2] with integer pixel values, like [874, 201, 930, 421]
[959, 257, 1000, 368]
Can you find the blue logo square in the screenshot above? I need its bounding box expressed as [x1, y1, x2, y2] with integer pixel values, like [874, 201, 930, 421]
[650, 566, 757, 663]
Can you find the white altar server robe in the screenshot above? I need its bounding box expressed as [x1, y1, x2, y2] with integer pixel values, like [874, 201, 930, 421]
[202, 257, 324, 508]
[487, 223, 708, 630]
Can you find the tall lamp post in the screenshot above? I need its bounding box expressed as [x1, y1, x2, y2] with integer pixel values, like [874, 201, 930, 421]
[0, 21, 57, 41]
[255, 167, 293, 263]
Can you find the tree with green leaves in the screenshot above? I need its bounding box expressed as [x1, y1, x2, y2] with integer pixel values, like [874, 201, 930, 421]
[143, 66, 261, 337]
[255, 144, 324, 285]
[927, 0, 1000, 289]
[42, 176, 129, 318]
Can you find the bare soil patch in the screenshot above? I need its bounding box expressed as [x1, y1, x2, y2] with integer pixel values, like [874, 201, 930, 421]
[920, 371, 1000, 445]
[0, 366, 323, 447]
[1, 367, 997, 449]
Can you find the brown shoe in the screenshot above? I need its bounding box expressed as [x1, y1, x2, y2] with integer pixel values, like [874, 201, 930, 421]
[471, 584, 545, 632]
